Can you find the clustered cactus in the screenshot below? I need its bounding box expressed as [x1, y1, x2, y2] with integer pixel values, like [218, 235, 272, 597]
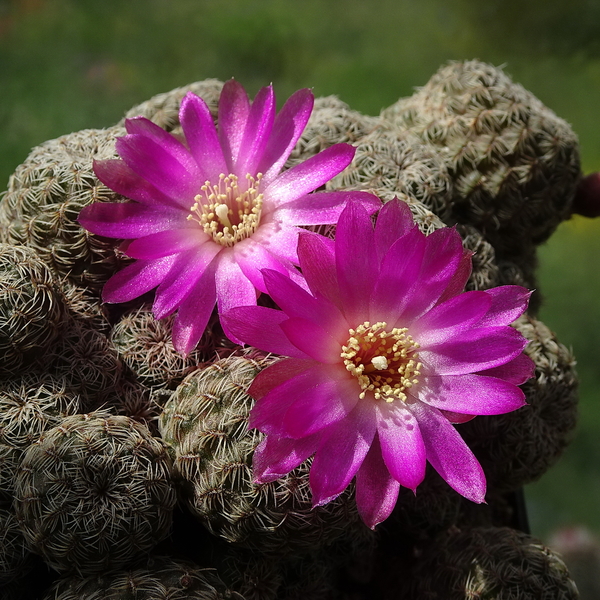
[0, 60, 583, 598]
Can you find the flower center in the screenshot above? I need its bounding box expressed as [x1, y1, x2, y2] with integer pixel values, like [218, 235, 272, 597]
[187, 173, 264, 247]
[341, 321, 421, 402]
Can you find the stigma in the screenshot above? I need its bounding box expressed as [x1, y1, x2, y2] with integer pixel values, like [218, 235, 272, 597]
[187, 173, 264, 247]
[341, 321, 421, 402]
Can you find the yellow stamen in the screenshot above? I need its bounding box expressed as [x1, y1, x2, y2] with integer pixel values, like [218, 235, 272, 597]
[341, 321, 421, 403]
[187, 173, 264, 247]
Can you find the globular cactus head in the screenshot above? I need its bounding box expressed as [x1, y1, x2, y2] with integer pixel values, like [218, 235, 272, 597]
[14, 412, 177, 575]
[381, 59, 581, 257]
[0, 126, 131, 289]
[0, 243, 69, 375]
[0, 373, 81, 499]
[159, 353, 362, 557]
[43, 555, 241, 600]
[0, 501, 34, 586]
[406, 526, 579, 600]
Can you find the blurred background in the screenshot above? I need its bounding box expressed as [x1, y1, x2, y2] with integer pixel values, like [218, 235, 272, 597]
[1, 0, 599, 557]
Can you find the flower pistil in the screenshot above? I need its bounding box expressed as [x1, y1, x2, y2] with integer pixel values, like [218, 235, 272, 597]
[340, 321, 422, 402]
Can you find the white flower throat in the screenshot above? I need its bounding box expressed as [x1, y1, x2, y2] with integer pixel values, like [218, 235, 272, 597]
[341, 321, 421, 402]
[187, 173, 264, 247]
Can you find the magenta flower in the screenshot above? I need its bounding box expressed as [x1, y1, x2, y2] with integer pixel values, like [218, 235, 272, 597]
[223, 199, 535, 529]
[78, 80, 380, 354]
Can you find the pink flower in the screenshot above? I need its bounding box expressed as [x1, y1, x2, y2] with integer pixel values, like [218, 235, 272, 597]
[79, 80, 380, 354]
[223, 199, 535, 529]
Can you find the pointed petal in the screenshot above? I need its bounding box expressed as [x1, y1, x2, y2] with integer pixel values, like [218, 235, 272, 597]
[249, 221, 301, 264]
[369, 227, 426, 322]
[258, 88, 314, 186]
[297, 232, 340, 306]
[221, 306, 309, 359]
[310, 401, 377, 506]
[478, 286, 532, 327]
[233, 238, 300, 294]
[215, 251, 257, 315]
[418, 326, 529, 375]
[116, 134, 200, 205]
[355, 435, 401, 529]
[280, 317, 342, 364]
[79, 202, 186, 239]
[264, 143, 356, 206]
[282, 374, 360, 438]
[218, 80, 251, 171]
[272, 191, 381, 226]
[374, 198, 416, 261]
[376, 402, 426, 490]
[411, 291, 492, 347]
[171, 260, 218, 355]
[125, 229, 211, 260]
[262, 269, 345, 338]
[248, 358, 315, 401]
[179, 92, 227, 181]
[236, 85, 275, 175]
[93, 159, 179, 207]
[153, 244, 221, 319]
[410, 401, 486, 503]
[435, 249, 473, 305]
[335, 202, 378, 323]
[476, 352, 536, 385]
[102, 255, 177, 303]
[252, 434, 319, 483]
[417, 373, 527, 415]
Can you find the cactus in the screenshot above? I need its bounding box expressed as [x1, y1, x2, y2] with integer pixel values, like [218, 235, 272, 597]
[159, 354, 363, 556]
[0, 126, 131, 289]
[0, 244, 69, 375]
[0, 373, 81, 499]
[14, 413, 177, 575]
[43, 555, 241, 600]
[381, 60, 581, 257]
[0, 502, 34, 585]
[405, 526, 579, 599]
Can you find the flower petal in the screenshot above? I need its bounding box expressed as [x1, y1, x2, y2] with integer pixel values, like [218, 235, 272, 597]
[218, 79, 250, 171]
[252, 434, 319, 484]
[355, 435, 401, 529]
[153, 243, 222, 319]
[262, 269, 345, 337]
[477, 286, 532, 327]
[297, 231, 340, 306]
[310, 401, 377, 506]
[93, 159, 179, 207]
[335, 202, 379, 323]
[374, 198, 416, 261]
[435, 249, 473, 305]
[410, 401, 486, 503]
[249, 221, 301, 264]
[116, 134, 200, 205]
[280, 317, 342, 364]
[248, 358, 315, 401]
[215, 250, 257, 316]
[221, 306, 310, 359]
[411, 291, 492, 347]
[418, 326, 529, 375]
[179, 91, 228, 181]
[125, 229, 211, 260]
[79, 202, 186, 239]
[271, 191, 381, 226]
[476, 352, 536, 385]
[264, 143, 356, 206]
[102, 255, 177, 304]
[258, 88, 314, 186]
[236, 84, 275, 176]
[416, 373, 527, 415]
[171, 260, 218, 355]
[282, 367, 360, 438]
[376, 402, 426, 490]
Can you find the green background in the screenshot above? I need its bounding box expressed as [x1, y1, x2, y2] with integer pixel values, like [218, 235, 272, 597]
[1, 0, 599, 541]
